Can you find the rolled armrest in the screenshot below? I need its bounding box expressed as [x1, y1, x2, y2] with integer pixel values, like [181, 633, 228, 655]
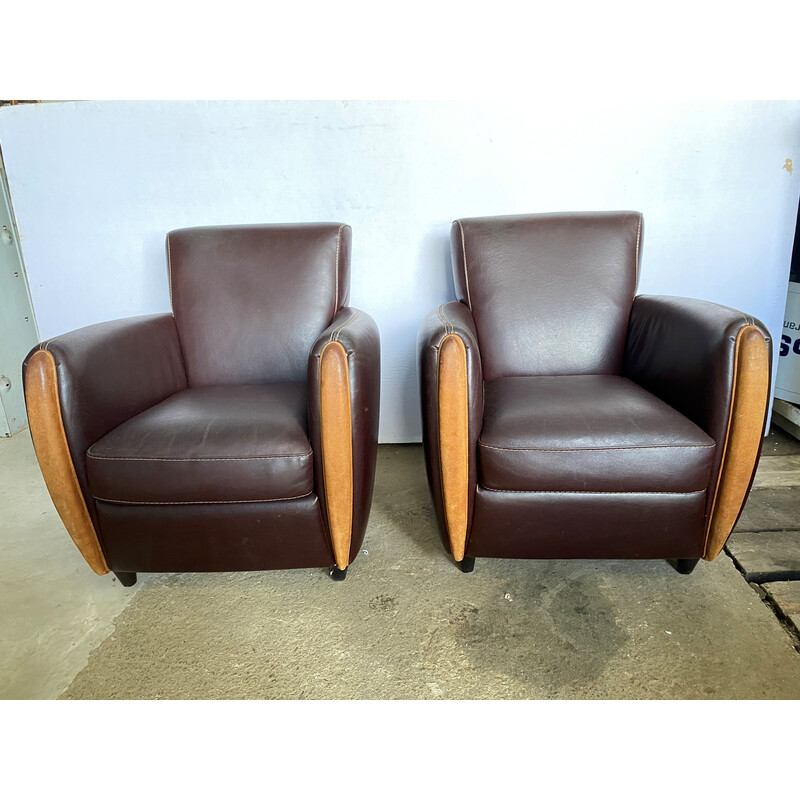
[417, 301, 484, 561]
[22, 314, 187, 573]
[308, 307, 381, 569]
[623, 295, 772, 559]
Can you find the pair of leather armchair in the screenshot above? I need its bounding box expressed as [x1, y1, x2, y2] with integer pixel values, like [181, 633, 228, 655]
[23, 214, 771, 587]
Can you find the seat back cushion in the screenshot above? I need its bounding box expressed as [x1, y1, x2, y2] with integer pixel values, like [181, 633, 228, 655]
[168, 223, 350, 386]
[451, 211, 642, 379]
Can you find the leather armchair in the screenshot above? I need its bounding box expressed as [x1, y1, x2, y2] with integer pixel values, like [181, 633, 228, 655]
[23, 223, 380, 585]
[419, 212, 771, 574]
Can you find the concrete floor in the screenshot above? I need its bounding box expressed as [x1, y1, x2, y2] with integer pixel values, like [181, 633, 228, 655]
[0, 429, 141, 698]
[2, 427, 800, 699]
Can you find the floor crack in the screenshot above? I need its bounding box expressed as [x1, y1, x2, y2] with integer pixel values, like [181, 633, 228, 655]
[724, 545, 800, 655]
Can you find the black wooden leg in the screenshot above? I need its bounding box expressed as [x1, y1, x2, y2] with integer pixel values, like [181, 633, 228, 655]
[329, 566, 348, 581]
[113, 571, 137, 587]
[668, 558, 700, 575]
[457, 557, 476, 573]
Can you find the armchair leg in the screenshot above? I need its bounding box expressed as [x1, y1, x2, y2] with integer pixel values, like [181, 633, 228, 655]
[329, 566, 348, 582]
[668, 558, 700, 575]
[113, 571, 137, 587]
[456, 557, 476, 573]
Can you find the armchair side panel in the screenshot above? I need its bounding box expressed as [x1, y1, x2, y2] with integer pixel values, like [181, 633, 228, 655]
[437, 334, 470, 561]
[308, 307, 381, 568]
[24, 349, 109, 574]
[319, 341, 354, 569]
[703, 325, 771, 559]
[418, 302, 483, 560]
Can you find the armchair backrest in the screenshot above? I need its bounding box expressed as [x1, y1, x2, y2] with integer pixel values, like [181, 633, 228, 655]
[167, 223, 350, 386]
[451, 212, 642, 379]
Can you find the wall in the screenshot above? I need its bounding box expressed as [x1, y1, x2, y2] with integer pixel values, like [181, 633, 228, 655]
[0, 100, 798, 441]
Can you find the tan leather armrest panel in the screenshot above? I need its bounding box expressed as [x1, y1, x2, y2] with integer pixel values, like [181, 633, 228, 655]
[320, 341, 354, 569]
[703, 325, 770, 560]
[438, 334, 469, 561]
[25, 350, 109, 574]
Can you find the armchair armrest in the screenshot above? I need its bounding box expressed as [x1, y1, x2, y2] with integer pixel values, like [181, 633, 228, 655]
[22, 314, 187, 573]
[308, 307, 381, 570]
[623, 295, 771, 560]
[417, 301, 484, 561]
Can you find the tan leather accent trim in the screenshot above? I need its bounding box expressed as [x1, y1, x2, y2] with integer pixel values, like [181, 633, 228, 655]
[437, 334, 469, 561]
[25, 350, 109, 575]
[703, 326, 770, 560]
[319, 341, 353, 570]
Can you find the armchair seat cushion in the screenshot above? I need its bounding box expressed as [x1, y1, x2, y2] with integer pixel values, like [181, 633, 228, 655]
[86, 384, 313, 504]
[478, 375, 715, 493]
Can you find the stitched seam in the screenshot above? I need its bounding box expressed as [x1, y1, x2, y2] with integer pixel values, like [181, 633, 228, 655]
[167, 233, 173, 311]
[165, 234, 189, 379]
[328, 317, 349, 342]
[457, 220, 472, 310]
[437, 304, 453, 335]
[336, 310, 361, 342]
[334, 224, 345, 316]
[481, 488, 706, 496]
[635, 214, 642, 284]
[86, 452, 312, 462]
[94, 492, 312, 505]
[478, 442, 715, 452]
[328, 312, 347, 342]
[329, 309, 361, 343]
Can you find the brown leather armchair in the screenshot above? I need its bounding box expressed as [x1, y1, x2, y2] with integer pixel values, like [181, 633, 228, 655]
[419, 212, 771, 575]
[23, 224, 380, 585]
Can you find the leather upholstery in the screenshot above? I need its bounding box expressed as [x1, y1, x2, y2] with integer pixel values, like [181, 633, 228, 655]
[86, 384, 313, 504]
[469, 487, 707, 560]
[24, 224, 379, 577]
[451, 212, 642, 379]
[624, 296, 770, 455]
[479, 375, 715, 493]
[168, 224, 351, 386]
[23, 314, 187, 530]
[308, 307, 381, 564]
[418, 301, 483, 556]
[97, 496, 333, 573]
[421, 212, 771, 566]
[624, 296, 771, 557]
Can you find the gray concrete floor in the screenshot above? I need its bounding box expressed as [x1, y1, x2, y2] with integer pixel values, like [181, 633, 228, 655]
[0, 429, 141, 699]
[2, 426, 800, 699]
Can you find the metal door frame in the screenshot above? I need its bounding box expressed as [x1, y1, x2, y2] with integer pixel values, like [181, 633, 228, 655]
[0, 143, 40, 435]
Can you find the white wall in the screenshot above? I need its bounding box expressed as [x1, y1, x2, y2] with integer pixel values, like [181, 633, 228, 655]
[1, 100, 798, 441]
